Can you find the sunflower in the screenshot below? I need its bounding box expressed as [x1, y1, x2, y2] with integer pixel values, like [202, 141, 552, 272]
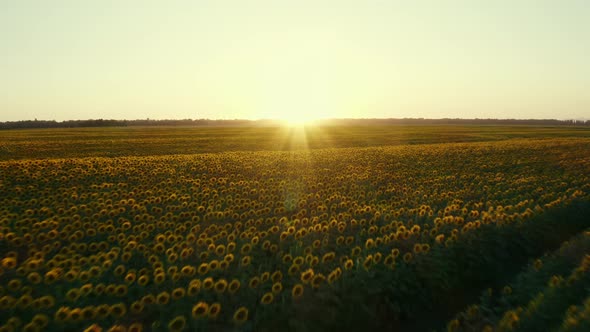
[1, 257, 17, 269]
[191, 302, 209, 319]
[233, 307, 248, 325]
[69, 308, 82, 322]
[248, 276, 260, 289]
[54, 307, 70, 323]
[344, 259, 354, 270]
[109, 303, 127, 318]
[270, 244, 279, 253]
[142, 294, 156, 305]
[292, 256, 305, 266]
[167, 316, 186, 332]
[260, 292, 274, 305]
[300, 269, 314, 284]
[240, 244, 252, 255]
[272, 282, 283, 294]
[197, 263, 209, 275]
[363, 256, 373, 271]
[115, 284, 128, 297]
[154, 273, 165, 285]
[413, 243, 422, 254]
[156, 291, 171, 305]
[310, 256, 319, 267]
[322, 252, 336, 263]
[7, 279, 22, 292]
[227, 242, 236, 252]
[214, 279, 228, 294]
[124, 272, 136, 284]
[137, 275, 149, 286]
[241, 256, 252, 267]
[181, 265, 195, 277]
[372, 252, 382, 264]
[228, 279, 241, 294]
[271, 270, 283, 283]
[80, 284, 93, 296]
[209, 260, 219, 271]
[292, 284, 304, 299]
[81, 306, 96, 320]
[31, 314, 49, 328]
[27, 272, 42, 285]
[130, 300, 144, 314]
[327, 270, 339, 284]
[96, 304, 110, 319]
[187, 280, 201, 296]
[311, 274, 326, 289]
[89, 266, 101, 278]
[224, 253, 234, 263]
[260, 272, 270, 282]
[351, 246, 361, 257]
[288, 264, 300, 276]
[114, 265, 126, 276]
[171, 287, 186, 300]
[38, 295, 55, 309]
[206, 302, 221, 319]
[203, 277, 214, 290]
[128, 323, 143, 332]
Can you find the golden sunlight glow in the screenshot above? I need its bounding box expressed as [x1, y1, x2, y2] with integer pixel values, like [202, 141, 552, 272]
[279, 110, 322, 127]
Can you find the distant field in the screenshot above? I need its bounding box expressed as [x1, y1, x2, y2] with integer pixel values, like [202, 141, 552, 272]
[1, 125, 590, 160]
[1, 125, 589, 331]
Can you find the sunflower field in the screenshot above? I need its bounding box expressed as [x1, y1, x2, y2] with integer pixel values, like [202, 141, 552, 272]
[1, 126, 590, 331]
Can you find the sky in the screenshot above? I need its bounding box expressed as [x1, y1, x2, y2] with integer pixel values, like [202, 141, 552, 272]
[1, 0, 589, 122]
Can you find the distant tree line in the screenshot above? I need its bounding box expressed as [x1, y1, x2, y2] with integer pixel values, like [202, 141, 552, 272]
[324, 118, 590, 126]
[0, 118, 589, 130]
[0, 118, 254, 130]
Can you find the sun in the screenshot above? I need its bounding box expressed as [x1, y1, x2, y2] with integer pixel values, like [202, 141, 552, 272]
[280, 111, 322, 127]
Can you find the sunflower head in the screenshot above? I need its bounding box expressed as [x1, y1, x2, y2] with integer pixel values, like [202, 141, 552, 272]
[203, 277, 214, 290]
[128, 323, 143, 332]
[271, 271, 283, 283]
[214, 279, 228, 294]
[171, 287, 185, 300]
[300, 269, 314, 284]
[109, 303, 127, 318]
[228, 279, 241, 294]
[292, 284, 304, 299]
[248, 276, 260, 289]
[130, 300, 144, 314]
[192, 302, 209, 319]
[261, 292, 274, 305]
[233, 307, 249, 325]
[156, 291, 170, 305]
[167, 316, 186, 332]
[311, 274, 326, 289]
[208, 302, 221, 319]
[272, 282, 283, 294]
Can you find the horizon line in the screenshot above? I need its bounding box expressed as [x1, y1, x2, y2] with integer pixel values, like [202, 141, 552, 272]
[2, 116, 589, 123]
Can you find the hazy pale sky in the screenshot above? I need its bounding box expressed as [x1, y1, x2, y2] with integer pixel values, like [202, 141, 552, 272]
[1, 0, 589, 121]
